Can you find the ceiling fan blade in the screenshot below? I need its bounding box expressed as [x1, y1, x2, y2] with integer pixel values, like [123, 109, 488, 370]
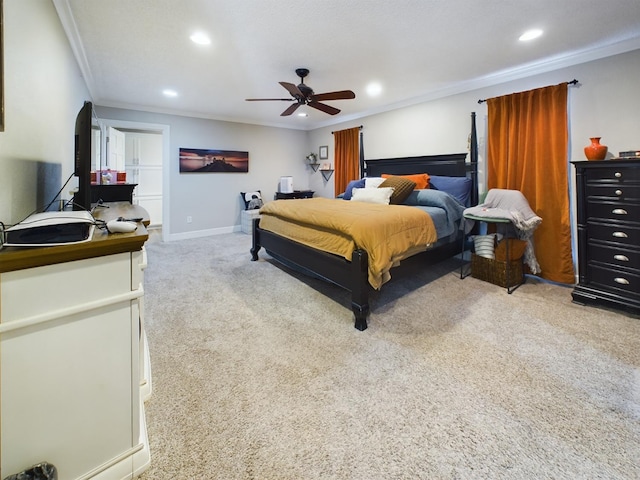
[245, 98, 294, 101]
[279, 81, 304, 98]
[308, 101, 340, 115]
[311, 90, 356, 102]
[280, 103, 302, 116]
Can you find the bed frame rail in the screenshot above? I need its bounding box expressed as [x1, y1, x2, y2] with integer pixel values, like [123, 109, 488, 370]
[251, 220, 370, 330]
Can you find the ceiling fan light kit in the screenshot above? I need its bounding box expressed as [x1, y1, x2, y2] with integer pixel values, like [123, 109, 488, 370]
[246, 68, 356, 116]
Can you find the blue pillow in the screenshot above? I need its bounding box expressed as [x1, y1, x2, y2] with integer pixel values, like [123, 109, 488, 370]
[429, 175, 472, 206]
[342, 178, 366, 200]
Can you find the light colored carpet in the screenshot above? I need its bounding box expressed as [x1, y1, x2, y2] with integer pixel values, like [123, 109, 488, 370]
[138, 233, 640, 480]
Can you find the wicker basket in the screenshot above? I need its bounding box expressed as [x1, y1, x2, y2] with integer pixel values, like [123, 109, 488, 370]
[471, 253, 523, 288]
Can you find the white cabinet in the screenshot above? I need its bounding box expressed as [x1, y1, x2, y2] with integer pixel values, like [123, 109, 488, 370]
[125, 131, 163, 227]
[0, 221, 150, 479]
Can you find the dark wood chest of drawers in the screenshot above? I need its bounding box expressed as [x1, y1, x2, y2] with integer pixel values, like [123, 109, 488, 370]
[572, 159, 640, 315]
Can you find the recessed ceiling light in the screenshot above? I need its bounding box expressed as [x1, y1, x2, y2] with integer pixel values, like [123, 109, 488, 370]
[190, 32, 211, 45]
[519, 29, 543, 42]
[366, 82, 383, 97]
[297, 112, 308, 117]
[162, 89, 178, 98]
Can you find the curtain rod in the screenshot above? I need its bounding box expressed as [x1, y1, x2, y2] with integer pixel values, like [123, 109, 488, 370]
[477, 79, 579, 104]
[331, 125, 363, 134]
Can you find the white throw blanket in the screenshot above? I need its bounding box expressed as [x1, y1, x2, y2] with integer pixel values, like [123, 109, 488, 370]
[463, 189, 542, 274]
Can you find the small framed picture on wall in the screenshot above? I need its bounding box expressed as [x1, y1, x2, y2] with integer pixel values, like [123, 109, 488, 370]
[319, 145, 328, 159]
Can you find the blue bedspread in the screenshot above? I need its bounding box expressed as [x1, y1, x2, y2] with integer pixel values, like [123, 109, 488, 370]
[403, 189, 465, 238]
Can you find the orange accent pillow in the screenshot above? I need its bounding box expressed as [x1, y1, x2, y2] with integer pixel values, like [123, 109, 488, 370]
[382, 173, 430, 189]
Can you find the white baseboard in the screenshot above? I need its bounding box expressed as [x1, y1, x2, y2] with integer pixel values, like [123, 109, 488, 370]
[165, 225, 241, 242]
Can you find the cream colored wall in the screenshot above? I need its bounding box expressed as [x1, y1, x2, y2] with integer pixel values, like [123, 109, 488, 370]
[307, 48, 640, 199]
[0, 0, 90, 224]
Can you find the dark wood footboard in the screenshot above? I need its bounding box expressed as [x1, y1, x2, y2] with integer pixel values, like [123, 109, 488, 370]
[251, 218, 372, 330]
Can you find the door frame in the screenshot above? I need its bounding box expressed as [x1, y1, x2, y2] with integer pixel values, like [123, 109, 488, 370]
[100, 119, 170, 242]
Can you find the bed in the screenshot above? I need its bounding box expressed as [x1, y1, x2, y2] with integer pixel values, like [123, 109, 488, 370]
[251, 153, 478, 330]
[251, 117, 479, 331]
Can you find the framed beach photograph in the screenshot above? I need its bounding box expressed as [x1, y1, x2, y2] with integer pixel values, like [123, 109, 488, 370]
[179, 148, 249, 173]
[319, 145, 328, 159]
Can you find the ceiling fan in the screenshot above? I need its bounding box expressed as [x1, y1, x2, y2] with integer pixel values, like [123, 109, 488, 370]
[245, 68, 356, 116]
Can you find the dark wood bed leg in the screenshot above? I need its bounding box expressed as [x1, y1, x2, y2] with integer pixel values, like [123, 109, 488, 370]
[351, 250, 370, 330]
[250, 218, 261, 261]
[353, 303, 370, 331]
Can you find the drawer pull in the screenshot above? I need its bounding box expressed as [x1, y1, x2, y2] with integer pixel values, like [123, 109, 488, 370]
[612, 208, 628, 215]
[615, 189, 623, 196]
[614, 277, 630, 285]
[613, 254, 630, 262]
[612, 231, 628, 238]
[615, 172, 622, 178]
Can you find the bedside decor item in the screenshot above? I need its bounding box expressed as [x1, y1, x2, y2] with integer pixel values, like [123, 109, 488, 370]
[319, 145, 329, 159]
[618, 150, 640, 159]
[584, 137, 608, 161]
[279, 176, 294, 193]
[306, 152, 318, 163]
[241, 191, 263, 210]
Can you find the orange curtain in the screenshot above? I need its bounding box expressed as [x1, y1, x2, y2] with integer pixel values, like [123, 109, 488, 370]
[334, 127, 360, 195]
[487, 83, 575, 284]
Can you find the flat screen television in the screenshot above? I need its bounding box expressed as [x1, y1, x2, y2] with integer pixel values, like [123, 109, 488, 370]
[73, 101, 93, 211]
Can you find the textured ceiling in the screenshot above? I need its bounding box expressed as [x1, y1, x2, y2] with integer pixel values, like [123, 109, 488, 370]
[54, 0, 640, 130]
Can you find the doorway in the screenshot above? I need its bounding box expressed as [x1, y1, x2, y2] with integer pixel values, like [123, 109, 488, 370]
[101, 119, 170, 240]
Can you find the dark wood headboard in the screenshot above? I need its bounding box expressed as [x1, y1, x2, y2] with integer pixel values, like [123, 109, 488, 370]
[364, 152, 478, 206]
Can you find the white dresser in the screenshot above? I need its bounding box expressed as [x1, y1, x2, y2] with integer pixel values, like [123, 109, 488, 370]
[0, 205, 151, 479]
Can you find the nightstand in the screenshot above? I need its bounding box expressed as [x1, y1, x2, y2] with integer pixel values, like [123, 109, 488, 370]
[274, 190, 314, 200]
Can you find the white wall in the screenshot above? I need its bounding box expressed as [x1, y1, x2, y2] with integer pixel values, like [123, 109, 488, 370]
[95, 107, 309, 239]
[97, 49, 640, 240]
[1, 1, 638, 240]
[0, 0, 90, 224]
[307, 48, 640, 198]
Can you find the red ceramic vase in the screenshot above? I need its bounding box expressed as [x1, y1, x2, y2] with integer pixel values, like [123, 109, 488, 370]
[584, 137, 608, 161]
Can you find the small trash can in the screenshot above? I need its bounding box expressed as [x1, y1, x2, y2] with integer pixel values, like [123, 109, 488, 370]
[3, 462, 57, 480]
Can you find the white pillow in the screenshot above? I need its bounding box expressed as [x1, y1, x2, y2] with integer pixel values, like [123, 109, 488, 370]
[473, 234, 497, 259]
[364, 177, 385, 188]
[351, 187, 394, 204]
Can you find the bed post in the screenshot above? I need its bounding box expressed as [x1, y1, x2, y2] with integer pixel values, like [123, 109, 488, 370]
[351, 250, 370, 330]
[468, 111, 479, 206]
[250, 218, 261, 261]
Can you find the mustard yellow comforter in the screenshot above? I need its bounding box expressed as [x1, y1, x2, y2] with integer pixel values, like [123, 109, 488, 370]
[259, 198, 437, 289]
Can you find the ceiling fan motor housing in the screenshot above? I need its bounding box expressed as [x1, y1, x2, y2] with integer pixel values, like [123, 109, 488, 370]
[297, 84, 314, 100]
[295, 68, 313, 100]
